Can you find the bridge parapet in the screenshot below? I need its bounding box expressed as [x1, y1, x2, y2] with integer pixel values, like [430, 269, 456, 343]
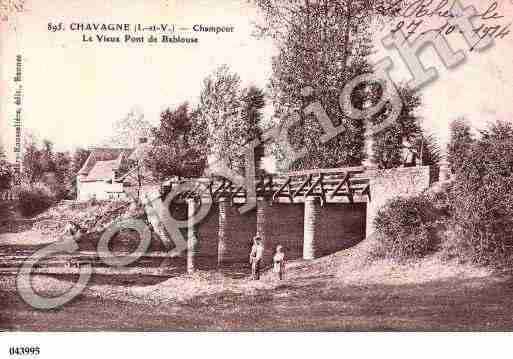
[162, 165, 371, 205]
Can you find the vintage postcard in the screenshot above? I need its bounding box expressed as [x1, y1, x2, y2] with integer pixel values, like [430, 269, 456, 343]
[1, 0, 513, 344]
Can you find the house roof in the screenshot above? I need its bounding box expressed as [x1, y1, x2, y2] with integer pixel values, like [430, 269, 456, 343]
[78, 147, 134, 182]
[86, 160, 118, 181]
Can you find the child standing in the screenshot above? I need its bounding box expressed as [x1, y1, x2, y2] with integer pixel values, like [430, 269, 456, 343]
[273, 245, 285, 280]
[250, 236, 264, 280]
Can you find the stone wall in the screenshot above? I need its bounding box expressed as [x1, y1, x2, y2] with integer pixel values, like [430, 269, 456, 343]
[220, 203, 257, 264]
[366, 166, 432, 237]
[317, 203, 366, 256]
[262, 202, 305, 263]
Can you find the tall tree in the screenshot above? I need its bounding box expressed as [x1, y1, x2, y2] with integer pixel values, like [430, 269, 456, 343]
[147, 103, 207, 180]
[196, 65, 244, 173]
[235, 86, 266, 175]
[256, 0, 410, 170]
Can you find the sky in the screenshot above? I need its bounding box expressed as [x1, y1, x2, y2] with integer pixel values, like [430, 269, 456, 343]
[0, 0, 276, 157]
[1, 0, 513, 164]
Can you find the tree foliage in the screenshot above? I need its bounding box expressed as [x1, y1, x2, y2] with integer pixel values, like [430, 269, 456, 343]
[0, 146, 12, 192]
[22, 133, 44, 185]
[66, 147, 91, 200]
[71, 147, 91, 176]
[371, 87, 431, 168]
[256, 0, 419, 171]
[195, 66, 268, 176]
[451, 121, 513, 265]
[147, 103, 207, 180]
[21, 134, 74, 199]
[237, 86, 266, 175]
[447, 117, 474, 173]
[196, 65, 244, 173]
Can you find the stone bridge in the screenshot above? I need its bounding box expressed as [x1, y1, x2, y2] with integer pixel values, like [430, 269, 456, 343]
[152, 165, 435, 272]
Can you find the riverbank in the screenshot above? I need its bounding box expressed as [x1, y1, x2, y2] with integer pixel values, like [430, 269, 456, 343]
[1, 225, 510, 331]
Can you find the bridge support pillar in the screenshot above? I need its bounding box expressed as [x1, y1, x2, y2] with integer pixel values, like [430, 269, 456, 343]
[186, 198, 198, 274]
[256, 197, 268, 241]
[256, 197, 271, 260]
[218, 198, 228, 267]
[303, 196, 320, 260]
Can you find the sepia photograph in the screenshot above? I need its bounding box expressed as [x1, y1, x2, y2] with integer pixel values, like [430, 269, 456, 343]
[1, 0, 513, 349]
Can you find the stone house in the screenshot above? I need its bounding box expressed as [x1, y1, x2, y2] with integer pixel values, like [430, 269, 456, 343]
[76, 147, 135, 201]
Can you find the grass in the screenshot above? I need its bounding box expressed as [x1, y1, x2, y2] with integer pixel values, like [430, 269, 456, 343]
[1, 216, 512, 331]
[2, 271, 513, 331]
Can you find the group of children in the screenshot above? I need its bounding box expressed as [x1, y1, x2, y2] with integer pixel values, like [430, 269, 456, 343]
[249, 236, 285, 281]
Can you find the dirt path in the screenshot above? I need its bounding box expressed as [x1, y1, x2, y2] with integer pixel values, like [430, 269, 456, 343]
[0, 228, 510, 330]
[1, 270, 513, 330]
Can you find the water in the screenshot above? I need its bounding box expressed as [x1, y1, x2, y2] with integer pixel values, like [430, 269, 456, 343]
[0, 246, 251, 278]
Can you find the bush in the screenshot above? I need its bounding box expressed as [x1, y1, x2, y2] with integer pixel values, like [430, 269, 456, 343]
[447, 121, 513, 266]
[450, 124, 513, 265]
[438, 221, 472, 263]
[447, 118, 474, 173]
[0, 160, 12, 192]
[17, 183, 55, 217]
[50, 182, 70, 201]
[373, 121, 513, 267]
[372, 194, 443, 261]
